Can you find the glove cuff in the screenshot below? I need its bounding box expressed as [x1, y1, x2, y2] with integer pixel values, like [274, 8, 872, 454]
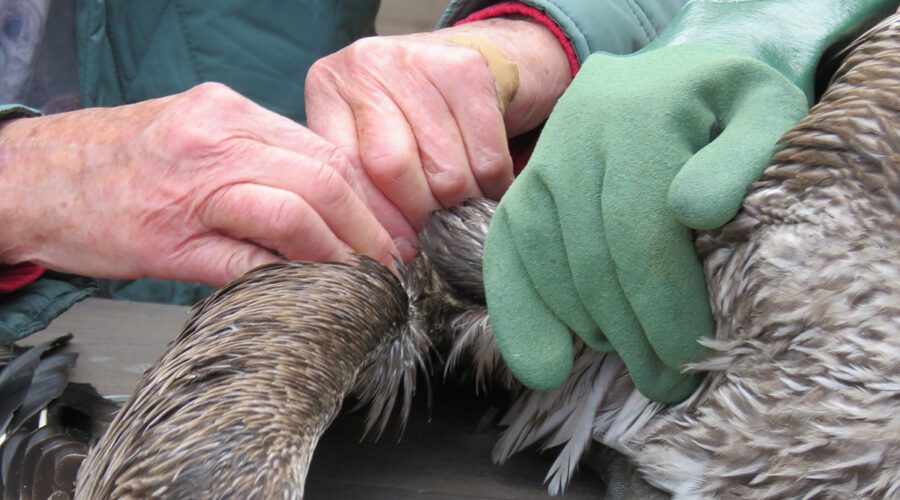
[645, 0, 898, 101]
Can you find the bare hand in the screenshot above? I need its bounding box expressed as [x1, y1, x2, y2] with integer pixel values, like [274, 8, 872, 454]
[0, 82, 397, 285]
[305, 18, 571, 253]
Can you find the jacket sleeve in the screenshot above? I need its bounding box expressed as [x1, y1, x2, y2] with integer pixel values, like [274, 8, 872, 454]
[438, 0, 690, 62]
[0, 104, 96, 342]
[0, 104, 44, 293]
[0, 104, 41, 121]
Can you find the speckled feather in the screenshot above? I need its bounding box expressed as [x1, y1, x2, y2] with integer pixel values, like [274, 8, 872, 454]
[626, 12, 900, 498]
[76, 260, 409, 499]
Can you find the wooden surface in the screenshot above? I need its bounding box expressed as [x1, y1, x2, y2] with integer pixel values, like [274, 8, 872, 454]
[26, 298, 608, 498]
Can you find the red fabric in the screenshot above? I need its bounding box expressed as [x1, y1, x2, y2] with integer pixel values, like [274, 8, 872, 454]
[455, 2, 581, 172]
[0, 263, 45, 293]
[454, 2, 581, 77]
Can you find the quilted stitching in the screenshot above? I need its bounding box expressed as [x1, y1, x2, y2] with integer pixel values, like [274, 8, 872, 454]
[171, 0, 201, 85]
[624, 0, 654, 43]
[111, 0, 185, 101]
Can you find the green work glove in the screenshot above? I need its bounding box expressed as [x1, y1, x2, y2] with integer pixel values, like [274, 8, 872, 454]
[484, 0, 896, 402]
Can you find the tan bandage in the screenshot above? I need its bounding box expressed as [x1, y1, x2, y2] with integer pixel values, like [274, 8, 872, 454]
[444, 34, 520, 113]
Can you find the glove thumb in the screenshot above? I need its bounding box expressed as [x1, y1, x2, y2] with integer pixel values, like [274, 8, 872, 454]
[668, 77, 808, 230]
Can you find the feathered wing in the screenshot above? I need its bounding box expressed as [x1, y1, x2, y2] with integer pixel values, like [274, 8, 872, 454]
[0, 334, 114, 499]
[352, 318, 432, 440]
[486, 342, 663, 495]
[2, 425, 88, 499]
[0, 334, 75, 437]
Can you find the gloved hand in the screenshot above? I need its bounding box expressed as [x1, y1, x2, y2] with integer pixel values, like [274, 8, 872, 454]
[484, 0, 896, 402]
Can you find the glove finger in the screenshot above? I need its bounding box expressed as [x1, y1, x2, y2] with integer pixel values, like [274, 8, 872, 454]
[483, 206, 575, 391]
[502, 167, 607, 348]
[668, 76, 809, 230]
[551, 158, 700, 402]
[602, 135, 714, 378]
[536, 161, 621, 353]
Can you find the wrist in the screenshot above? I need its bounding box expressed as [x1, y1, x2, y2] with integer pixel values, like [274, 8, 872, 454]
[437, 17, 572, 136]
[0, 117, 41, 265]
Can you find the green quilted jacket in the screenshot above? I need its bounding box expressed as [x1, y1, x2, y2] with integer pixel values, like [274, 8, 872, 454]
[1, 0, 687, 341]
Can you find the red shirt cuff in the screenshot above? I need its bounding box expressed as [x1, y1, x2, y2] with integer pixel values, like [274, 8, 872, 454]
[0, 263, 45, 293]
[454, 1, 580, 77]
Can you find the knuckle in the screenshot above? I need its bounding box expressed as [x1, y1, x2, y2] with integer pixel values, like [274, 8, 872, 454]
[181, 81, 253, 115]
[428, 167, 469, 204]
[473, 151, 512, 183]
[223, 249, 254, 280]
[344, 37, 406, 75]
[266, 196, 302, 239]
[346, 37, 385, 62]
[320, 146, 354, 183]
[163, 122, 218, 156]
[186, 81, 238, 102]
[445, 45, 490, 80]
[305, 59, 334, 91]
[281, 221, 323, 261]
[363, 147, 413, 183]
[311, 164, 354, 211]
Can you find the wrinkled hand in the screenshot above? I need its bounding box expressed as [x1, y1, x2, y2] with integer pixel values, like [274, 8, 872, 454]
[0, 82, 396, 285]
[306, 18, 571, 256]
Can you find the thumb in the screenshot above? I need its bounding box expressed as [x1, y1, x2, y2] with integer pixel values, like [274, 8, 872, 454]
[668, 81, 808, 230]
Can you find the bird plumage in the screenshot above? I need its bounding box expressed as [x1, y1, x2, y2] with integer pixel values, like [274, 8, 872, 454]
[0, 334, 90, 499]
[626, 12, 900, 497]
[76, 260, 409, 499]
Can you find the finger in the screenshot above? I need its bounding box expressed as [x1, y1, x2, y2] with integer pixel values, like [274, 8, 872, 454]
[352, 87, 442, 230]
[483, 206, 574, 391]
[305, 81, 419, 256]
[430, 58, 514, 201]
[169, 235, 282, 286]
[397, 79, 485, 208]
[243, 103, 366, 196]
[502, 168, 607, 349]
[668, 77, 808, 230]
[242, 145, 399, 267]
[200, 182, 356, 264]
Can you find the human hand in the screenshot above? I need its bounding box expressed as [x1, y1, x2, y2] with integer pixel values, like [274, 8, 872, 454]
[0, 82, 397, 285]
[482, 0, 891, 402]
[305, 18, 571, 255]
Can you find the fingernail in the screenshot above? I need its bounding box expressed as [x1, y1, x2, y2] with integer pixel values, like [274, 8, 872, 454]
[393, 237, 417, 261]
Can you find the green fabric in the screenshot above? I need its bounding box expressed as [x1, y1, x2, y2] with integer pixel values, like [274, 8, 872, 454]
[71, 0, 379, 305]
[439, 0, 688, 61]
[656, 0, 899, 229]
[0, 273, 96, 342]
[76, 0, 379, 123]
[0, 104, 42, 120]
[99, 279, 215, 307]
[483, 0, 893, 402]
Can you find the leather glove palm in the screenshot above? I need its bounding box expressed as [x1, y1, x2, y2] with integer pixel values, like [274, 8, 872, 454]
[483, 0, 896, 402]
